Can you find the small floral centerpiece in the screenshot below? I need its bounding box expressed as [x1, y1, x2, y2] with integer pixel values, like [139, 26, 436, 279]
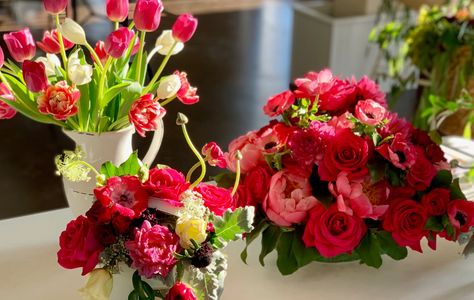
[216, 69, 474, 275]
[57, 113, 255, 299]
[0, 0, 199, 136]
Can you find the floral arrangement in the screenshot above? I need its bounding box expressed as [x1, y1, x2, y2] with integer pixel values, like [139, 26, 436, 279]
[57, 113, 255, 299]
[0, 0, 199, 136]
[370, 0, 474, 138]
[216, 69, 474, 275]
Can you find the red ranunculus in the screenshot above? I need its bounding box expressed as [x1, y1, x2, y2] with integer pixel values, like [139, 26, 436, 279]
[378, 112, 412, 140]
[129, 94, 166, 137]
[233, 184, 252, 208]
[318, 128, 369, 181]
[406, 148, 437, 191]
[175, 71, 199, 105]
[448, 200, 474, 234]
[37, 81, 80, 120]
[263, 90, 295, 117]
[421, 188, 450, 216]
[243, 165, 273, 206]
[383, 198, 428, 252]
[57, 216, 104, 275]
[411, 128, 446, 163]
[145, 167, 189, 206]
[165, 282, 197, 300]
[303, 203, 367, 258]
[195, 183, 234, 216]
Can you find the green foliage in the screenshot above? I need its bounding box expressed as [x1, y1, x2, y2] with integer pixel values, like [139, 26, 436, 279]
[100, 152, 142, 179]
[431, 170, 453, 188]
[129, 271, 157, 300]
[213, 172, 237, 189]
[259, 224, 282, 266]
[240, 219, 269, 264]
[450, 178, 467, 200]
[425, 217, 445, 232]
[356, 231, 383, 268]
[211, 206, 255, 249]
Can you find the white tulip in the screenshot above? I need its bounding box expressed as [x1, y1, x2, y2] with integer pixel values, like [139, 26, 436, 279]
[155, 30, 184, 55]
[78, 269, 112, 300]
[156, 74, 181, 99]
[68, 50, 93, 86]
[59, 18, 87, 45]
[36, 54, 61, 77]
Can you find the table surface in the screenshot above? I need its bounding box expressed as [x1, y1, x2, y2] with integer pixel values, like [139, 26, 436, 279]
[1, 208, 474, 300]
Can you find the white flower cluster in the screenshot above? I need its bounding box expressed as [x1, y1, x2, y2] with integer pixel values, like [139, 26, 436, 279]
[54, 147, 91, 182]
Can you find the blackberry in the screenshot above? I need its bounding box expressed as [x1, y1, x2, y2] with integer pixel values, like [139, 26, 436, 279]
[191, 243, 214, 268]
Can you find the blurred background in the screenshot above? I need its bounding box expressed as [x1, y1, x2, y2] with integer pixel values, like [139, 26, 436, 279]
[0, 0, 470, 219]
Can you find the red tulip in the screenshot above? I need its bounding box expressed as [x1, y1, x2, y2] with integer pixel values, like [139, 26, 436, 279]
[37, 30, 75, 54]
[0, 47, 4, 68]
[172, 14, 198, 43]
[3, 28, 36, 63]
[104, 27, 135, 58]
[106, 0, 129, 22]
[43, 0, 68, 14]
[133, 0, 164, 32]
[22, 61, 48, 93]
[93, 41, 108, 65]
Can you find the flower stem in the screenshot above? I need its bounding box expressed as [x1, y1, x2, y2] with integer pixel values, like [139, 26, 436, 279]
[186, 161, 203, 182]
[115, 22, 119, 30]
[85, 43, 104, 70]
[143, 41, 177, 95]
[96, 57, 113, 130]
[160, 96, 177, 107]
[231, 151, 242, 197]
[55, 14, 68, 70]
[136, 31, 146, 82]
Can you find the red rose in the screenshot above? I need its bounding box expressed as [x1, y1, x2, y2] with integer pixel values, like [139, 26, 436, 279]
[318, 128, 369, 181]
[406, 149, 437, 191]
[145, 167, 189, 206]
[411, 129, 446, 163]
[195, 183, 234, 216]
[303, 203, 367, 258]
[243, 166, 273, 206]
[57, 216, 104, 275]
[448, 200, 474, 234]
[263, 90, 295, 117]
[383, 199, 428, 252]
[165, 282, 197, 300]
[421, 188, 450, 216]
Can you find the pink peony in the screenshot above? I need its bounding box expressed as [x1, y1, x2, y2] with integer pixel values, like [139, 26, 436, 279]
[263, 90, 295, 117]
[329, 172, 389, 220]
[195, 183, 234, 216]
[202, 142, 227, 168]
[225, 130, 262, 174]
[0, 83, 16, 119]
[175, 71, 199, 105]
[129, 94, 166, 137]
[145, 167, 189, 206]
[263, 170, 318, 227]
[37, 81, 80, 120]
[376, 133, 416, 170]
[355, 76, 387, 107]
[354, 99, 387, 126]
[126, 221, 179, 279]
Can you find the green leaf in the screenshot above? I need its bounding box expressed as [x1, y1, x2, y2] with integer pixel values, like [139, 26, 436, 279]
[356, 232, 383, 268]
[77, 84, 90, 130]
[276, 231, 299, 275]
[368, 163, 385, 182]
[376, 231, 408, 260]
[100, 152, 142, 179]
[101, 82, 131, 108]
[291, 231, 321, 269]
[431, 170, 453, 188]
[425, 217, 444, 232]
[259, 224, 281, 266]
[240, 219, 269, 264]
[117, 81, 143, 119]
[213, 172, 236, 189]
[128, 291, 139, 300]
[450, 179, 467, 200]
[212, 206, 255, 248]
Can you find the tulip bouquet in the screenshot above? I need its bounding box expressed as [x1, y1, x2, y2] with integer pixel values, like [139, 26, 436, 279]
[0, 0, 199, 136]
[216, 69, 474, 275]
[57, 113, 255, 299]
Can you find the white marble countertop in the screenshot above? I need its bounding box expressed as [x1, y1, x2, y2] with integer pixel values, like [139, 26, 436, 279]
[1, 208, 474, 300]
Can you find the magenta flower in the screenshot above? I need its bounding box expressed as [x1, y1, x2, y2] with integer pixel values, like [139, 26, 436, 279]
[22, 60, 48, 93]
[174, 71, 200, 105]
[105, 27, 134, 58]
[125, 221, 179, 279]
[106, 0, 129, 23]
[3, 28, 36, 63]
[172, 14, 198, 43]
[43, 0, 68, 14]
[0, 83, 16, 120]
[134, 0, 164, 32]
[202, 142, 227, 168]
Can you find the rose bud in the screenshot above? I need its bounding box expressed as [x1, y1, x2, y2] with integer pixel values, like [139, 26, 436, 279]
[172, 14, 198, 43]
[133, 0, 164, 32]
[104, 27, 134, 58]
[3, 28, 36, 63]
[93, 41, 108, 65]
[165, 282, 197, 300]
[106, 0, 129, 23]
[37, 29, 74, 54]
[43, 0, 68, 14]
[22, 60, 48, 93]
[59, 18, 87, 45]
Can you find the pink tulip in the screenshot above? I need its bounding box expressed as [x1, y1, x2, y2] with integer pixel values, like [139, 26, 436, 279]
[104, 27, 135, 58]
[0, 47, 4, 68]
[37, 30, 75, 54]
[133, 0, 164, 32]
[43, 0, 68, 14]
[3, 28, 36, 63]
[22, 61, 48, 93]
[106, 0, 129, 22]
[172, 14, 198, 43]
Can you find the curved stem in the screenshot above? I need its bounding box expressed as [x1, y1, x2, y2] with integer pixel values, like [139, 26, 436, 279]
[55, 14, 68, 70]
[186, 161, 203, 182]
[136, 31, 146, 82]
[85, 43, 104, 70]
[181, 123, 206, 188]
[143, 41, 177, 95]
[231, 157, 241, 197]
[160, 96, 177, 107]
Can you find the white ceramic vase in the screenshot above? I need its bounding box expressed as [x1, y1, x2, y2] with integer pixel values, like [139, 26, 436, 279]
[62, 120, 164, 217]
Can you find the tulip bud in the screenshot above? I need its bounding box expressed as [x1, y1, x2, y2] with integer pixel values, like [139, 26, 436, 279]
[0, 47, 4, 68]
[43, 0, 68, 14]
[133, 0, 164, 32]
[155, 30, 184, 55]
[93, 41, 108, 65]
[104, 27, 134, 58]
[172, 14, 198, 43]
[37, 29, 75, 54]
[59, 18, 87, 45]
[36, 54, 61, 76]
[78, 268, 113, 300]
[106, 0, 129, 23]
[22, 61, 48, 93]
[68, 50, 93, 86]
[3, 28, 36, 63]
[156, 75, 181, 99]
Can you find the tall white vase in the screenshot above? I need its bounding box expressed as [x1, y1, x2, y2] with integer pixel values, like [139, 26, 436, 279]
[62, 121, 164, 217]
